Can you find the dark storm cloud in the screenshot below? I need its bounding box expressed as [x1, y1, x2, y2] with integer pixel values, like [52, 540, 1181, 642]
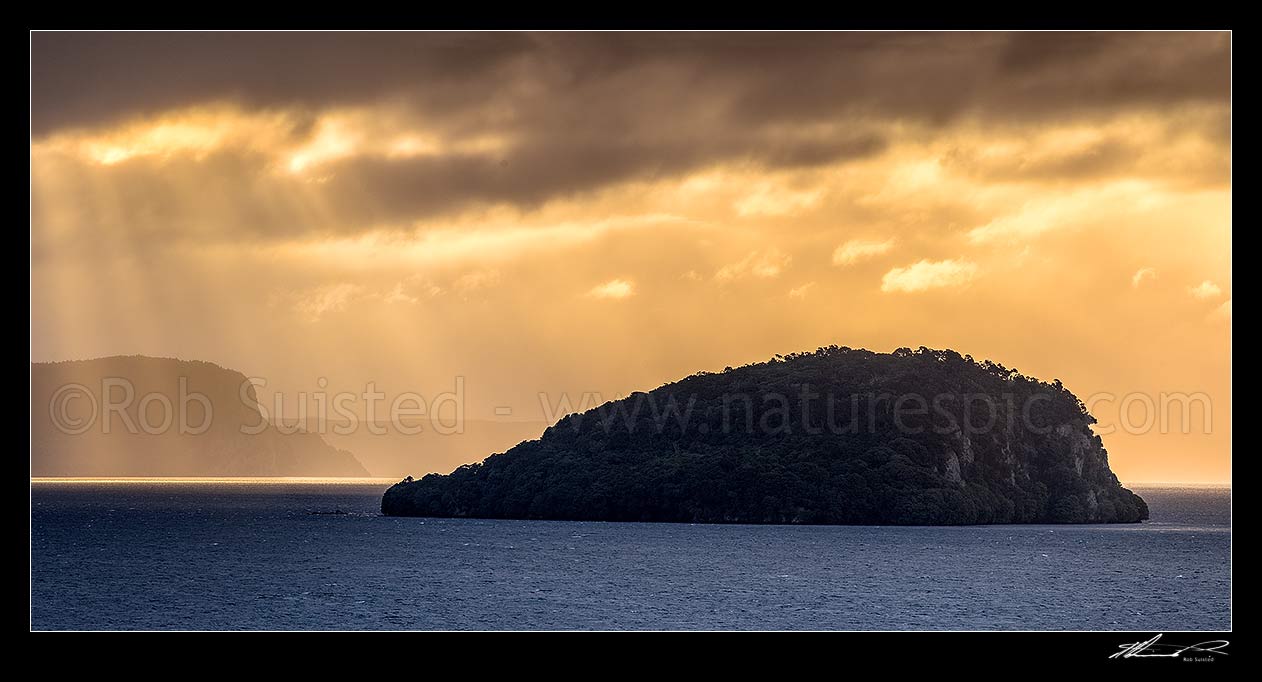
[317, 130, 887, 225]
[29, 32, 537, 135]
[31, 31, 1230, 135]
[990, 32, 1231, 116]
[30, 31, 1230, 240]
[31, 123, 889, 251]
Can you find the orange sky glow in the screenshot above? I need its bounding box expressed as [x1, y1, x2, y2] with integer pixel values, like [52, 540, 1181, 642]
[30, 32, 1230, 483]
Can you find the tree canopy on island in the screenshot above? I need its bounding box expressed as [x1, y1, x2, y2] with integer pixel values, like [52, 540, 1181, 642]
[383, 346, 1148, 525]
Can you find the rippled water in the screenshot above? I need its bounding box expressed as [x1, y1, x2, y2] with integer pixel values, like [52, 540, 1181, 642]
[30, 482, 1230, 630]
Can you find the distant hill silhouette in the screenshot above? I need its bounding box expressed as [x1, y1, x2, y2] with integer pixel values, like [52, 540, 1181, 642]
[31, 356, 368, 477]
[383, 346, 1148, 525]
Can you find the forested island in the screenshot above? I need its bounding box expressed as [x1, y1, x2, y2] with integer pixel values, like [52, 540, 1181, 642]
[382, 347, 1148, 525]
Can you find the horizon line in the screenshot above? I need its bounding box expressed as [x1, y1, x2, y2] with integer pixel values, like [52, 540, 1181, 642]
[30, 476, 1232, 488]
[30, 476, 399, 484]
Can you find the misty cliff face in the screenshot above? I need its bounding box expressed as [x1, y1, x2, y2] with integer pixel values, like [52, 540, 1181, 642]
[31, 356, 368, 477]
[383, 346, 1147, 525]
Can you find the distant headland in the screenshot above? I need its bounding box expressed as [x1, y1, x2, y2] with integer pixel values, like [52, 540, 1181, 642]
[31, 356, 368, 477]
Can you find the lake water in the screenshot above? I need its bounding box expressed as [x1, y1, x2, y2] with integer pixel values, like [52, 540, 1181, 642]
[30, 482, 1230, 630]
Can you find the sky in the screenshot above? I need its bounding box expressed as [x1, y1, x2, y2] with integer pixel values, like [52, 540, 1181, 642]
[30, 32, 1230, 483]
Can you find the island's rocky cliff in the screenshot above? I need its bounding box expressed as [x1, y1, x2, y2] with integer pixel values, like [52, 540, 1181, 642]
[383, 347, 1147, 524]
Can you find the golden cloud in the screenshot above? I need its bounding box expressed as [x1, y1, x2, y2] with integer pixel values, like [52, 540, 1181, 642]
[881, 259, 979, 293]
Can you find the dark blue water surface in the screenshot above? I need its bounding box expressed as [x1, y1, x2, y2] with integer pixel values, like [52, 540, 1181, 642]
[30, 482, 1230, 630]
